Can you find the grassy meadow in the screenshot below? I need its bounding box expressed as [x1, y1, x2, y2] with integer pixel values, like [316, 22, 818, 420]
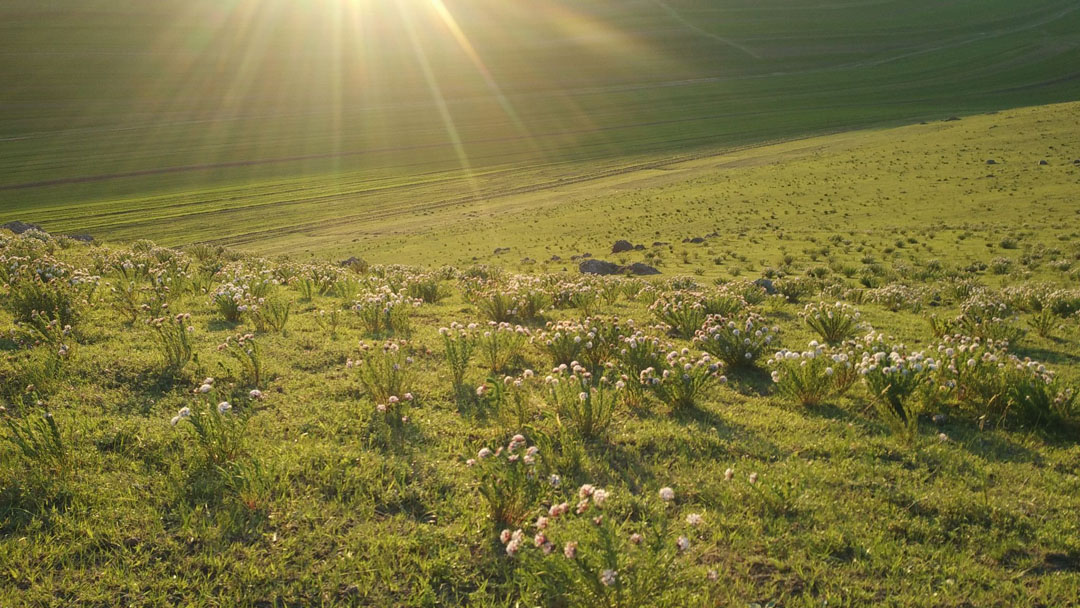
[2, 103, 1080, 605]
[4, 1, 1080, 606]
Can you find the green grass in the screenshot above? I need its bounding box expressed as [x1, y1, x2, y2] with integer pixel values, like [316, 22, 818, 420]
[3, 0, 1080, 218]
[2, 103, 1080, 605]
[2, 226, 1079, 606]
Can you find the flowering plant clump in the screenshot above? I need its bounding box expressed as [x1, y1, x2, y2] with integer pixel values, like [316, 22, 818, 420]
[440, 321, 478, 393]
[613, 332, 668, 409]
[693, 312, 778, 369]
[475, 371, 539, 429]
[477, 322, 531, 373]
[856, 334, 938, 441]
[545, 363, 622, 439]
[472, 287, 519, 323]
[641, 349, 725, 411]
[210, 282, 256, 323]
[369, 391, 416, 444]
[801, 301, 865, 345]
[404, 272, 450, 303]
[932, 335, 1076, 425]
[249, 298, 291, 334]
[2, 252, 98, 328]
[349, 339, 414, 404]
[312, 307, 342, 340]
[955, 293, 1024, 344]
[171, 378, 246, 465]
[507, 482, 696, 607]
[149, 313, 194, 376]
[649, 290, 708, 339]
[352, 287, 421, 337]
[217, 333, 262, 389]
[472, 433, 548, 527]
[768, 341, 857, 407]
[866, 284, 926, 313]
[536, 318, 626, 371]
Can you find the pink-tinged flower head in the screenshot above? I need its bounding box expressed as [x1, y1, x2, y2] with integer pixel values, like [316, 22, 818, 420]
[629, 533, 643, 545]
[592, 488, 609, 507]
[600, 569, 617, 587]
[578, 484, 595, 499]
[677, 536, 691, 552]
[749, 472, 759, 485]
[499, 529, 512, 544]
[659, 487, 675, 502]
[564, 541, 578, 559]
[686, 513, 703, 527]
[724, 468, 734, 481]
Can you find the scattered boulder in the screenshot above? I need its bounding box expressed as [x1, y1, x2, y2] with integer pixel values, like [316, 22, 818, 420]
[67, 234, 94, 243]
[944, 116, 961, 122]
[688, 237, 706, 244]
[521, 257, 535, 265]
[493, 247, 511, 255]
[579, 259, 661, 276]
[579, 259, 622, 275]
[611, 240, 634, 254]
[338, 256, 364, 267]
[549, 255, 562, 262]
[1, 220, 45, 235]
[753, 278, 777, 295]
[581, 252, 592, 259]
[652, 241, 669, 247]
[626, 262, 660, 276]
[633, 244, 645, 251]
[1073, 159, 1080, 165]
[985, 159, 997, 165]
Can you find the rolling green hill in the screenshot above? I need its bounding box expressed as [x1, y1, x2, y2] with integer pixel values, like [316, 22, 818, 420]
[3, 0, 1080, 234]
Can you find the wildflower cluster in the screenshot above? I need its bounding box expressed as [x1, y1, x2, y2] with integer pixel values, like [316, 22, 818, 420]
[472, 433, 547, 527]
[545, 363, 622, 439]
[352, 287, 421, 337]
[641, 349, 725, 411]
[801, 301, 865, 344]
[348, 339, 413, 404]
[768, 341, 858, 407]
[693, 312, 778, 369]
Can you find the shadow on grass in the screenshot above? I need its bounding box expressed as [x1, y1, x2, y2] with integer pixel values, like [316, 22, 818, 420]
[0, 479, 74, 535]
[723, 366, 773, 398]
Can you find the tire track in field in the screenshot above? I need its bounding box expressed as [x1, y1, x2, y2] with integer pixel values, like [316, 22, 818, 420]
[192, 138, 835, 249]
[650, 1, 762, 60]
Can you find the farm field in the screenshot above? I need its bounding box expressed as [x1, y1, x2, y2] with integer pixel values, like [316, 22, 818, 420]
[2, 102, 1080, 606]
[3, 0, 1080, 226]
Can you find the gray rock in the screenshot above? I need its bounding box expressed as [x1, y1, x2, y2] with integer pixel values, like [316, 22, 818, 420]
[985, 159, 997, 165]
[67, 233, 94, 242]
[611, 240, 634, 254]
[1, 220, 45, 235]
[493, 247, 511, 255]
[579, 259, 622, 275]
[753, 278, 777, 295]
[1039, 160, 1049, 166]
[626, 263, 660, 276]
